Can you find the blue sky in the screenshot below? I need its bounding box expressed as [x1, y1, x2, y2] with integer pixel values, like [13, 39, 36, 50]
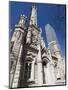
[9, 1, 66, 56]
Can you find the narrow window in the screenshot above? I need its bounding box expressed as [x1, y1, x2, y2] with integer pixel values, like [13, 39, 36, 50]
[24, 63, 31, 80]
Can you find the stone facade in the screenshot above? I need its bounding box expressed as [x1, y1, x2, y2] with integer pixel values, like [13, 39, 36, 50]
[10, 6, 65, 88]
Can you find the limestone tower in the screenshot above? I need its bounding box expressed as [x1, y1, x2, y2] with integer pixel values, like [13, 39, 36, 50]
[10, 15, 27, 88]
[10, 5, 65, 88]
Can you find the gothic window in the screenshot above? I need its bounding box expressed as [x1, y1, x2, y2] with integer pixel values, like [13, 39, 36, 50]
[42, 61, 47, 84]
[24, 63, 31, 80]
[10, 61, 13, 70]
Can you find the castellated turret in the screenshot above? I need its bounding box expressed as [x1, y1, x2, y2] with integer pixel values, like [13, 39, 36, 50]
[10, 14, 27, 88]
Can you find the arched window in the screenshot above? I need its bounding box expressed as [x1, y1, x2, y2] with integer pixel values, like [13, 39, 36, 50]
[24, 63, 31, 80]
[42, 61, 47, 84]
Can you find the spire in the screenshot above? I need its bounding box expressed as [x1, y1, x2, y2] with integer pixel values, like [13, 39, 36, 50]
[30, 5, 37, 26]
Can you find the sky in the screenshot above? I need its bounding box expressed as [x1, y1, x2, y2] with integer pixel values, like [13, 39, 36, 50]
[9, 1, 66, 57]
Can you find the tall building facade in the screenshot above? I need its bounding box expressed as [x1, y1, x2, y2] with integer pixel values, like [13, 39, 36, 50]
[10, 5, 65, 88]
